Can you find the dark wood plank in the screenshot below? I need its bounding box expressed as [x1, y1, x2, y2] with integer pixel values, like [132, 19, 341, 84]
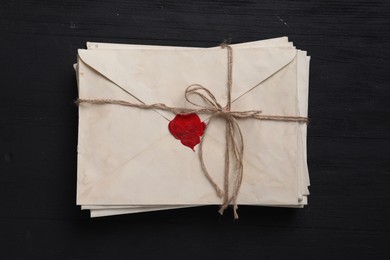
[0, 0, 389, 258]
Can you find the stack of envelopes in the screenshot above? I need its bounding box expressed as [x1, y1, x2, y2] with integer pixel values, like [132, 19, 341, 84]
[75, 37, 311, 218]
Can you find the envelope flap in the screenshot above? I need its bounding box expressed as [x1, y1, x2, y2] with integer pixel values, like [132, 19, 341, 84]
[78, 48, 224, 117]
[78, 47, 297, 113]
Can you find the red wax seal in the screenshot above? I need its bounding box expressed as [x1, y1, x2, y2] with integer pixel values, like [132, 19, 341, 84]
[168, 113, 206, 150]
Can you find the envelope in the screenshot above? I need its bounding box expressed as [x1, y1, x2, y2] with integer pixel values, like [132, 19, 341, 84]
[79, 38, 310, 217]
[75, 37, 310, 217]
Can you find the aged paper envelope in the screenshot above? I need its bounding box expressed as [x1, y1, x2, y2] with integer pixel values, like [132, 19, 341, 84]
[83, 44, 310, 218]
[74, 37, 305, 217]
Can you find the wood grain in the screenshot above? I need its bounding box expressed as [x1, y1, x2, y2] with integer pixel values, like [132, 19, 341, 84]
[0, 0, 389, 258]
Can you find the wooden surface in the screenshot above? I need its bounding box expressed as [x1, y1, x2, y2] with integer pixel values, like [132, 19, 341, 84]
[1, 0, 389, 258]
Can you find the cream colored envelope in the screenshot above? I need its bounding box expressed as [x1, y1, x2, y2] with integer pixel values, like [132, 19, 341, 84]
[76, 38, 310, 217]
[74, 38, 306, 217]
[83, 49, 310, 218]
[85, 37, 293, 50]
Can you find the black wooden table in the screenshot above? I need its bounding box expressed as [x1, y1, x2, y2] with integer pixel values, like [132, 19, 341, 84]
[1, 1, 389, 258]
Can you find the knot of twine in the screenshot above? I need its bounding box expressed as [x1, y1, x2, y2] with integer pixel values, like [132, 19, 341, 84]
[76, 44, 308, 219]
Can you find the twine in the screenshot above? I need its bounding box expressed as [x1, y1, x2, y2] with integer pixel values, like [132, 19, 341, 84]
[76, 44, 308, 219]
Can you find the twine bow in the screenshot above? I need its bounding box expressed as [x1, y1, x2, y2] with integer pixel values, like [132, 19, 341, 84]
[76, 44, 308, 219]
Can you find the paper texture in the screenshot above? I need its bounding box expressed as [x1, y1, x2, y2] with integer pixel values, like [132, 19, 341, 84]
[75, 37, 310, 217]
